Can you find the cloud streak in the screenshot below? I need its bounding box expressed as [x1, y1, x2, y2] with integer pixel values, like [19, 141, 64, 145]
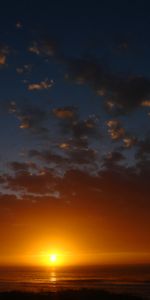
[28, 79, 54, 91]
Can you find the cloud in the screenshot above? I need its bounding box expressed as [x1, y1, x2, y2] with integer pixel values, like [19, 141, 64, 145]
[57, 113, 100, 141]
[123, 136, 137, 148]
[28, 42, 40, 55]
[68, 148, 97, 165]
[101, 151, 126, 175]
[58, 136, 89, 150]
[18, 109, 48, 133]
[28, 39, 58, 57]
[0, 175, 5, 185]
[16, 21, 23, 29]
[106, 120, 137, 148]
[108, 76, 150, 114]
[6, 169, 57, 195]
[103, 151, 125, 168]
[0, 44, 9, 65]
[16, 64, 32, 74]
[28, 143, 98, 173]
[66, 57, 104, 84]
[141, 100, 150, 107]
[28, 79, 54, 91]
[9, 101, 100, 146]
[53, 107, 100, 150]
[53, 107, 77, 119]
[8, 101, 17, 113]
[136, 137, 150, 160]
[9, 161, 37, 173]
[59, 143, 70, 150]
[28, 149, 69, 166]
[66, 57, 150, 114]
[106, 119, 125, 141]
[0, 53, 6, 65]
[9, 102, 49, 136]
[2, 142, 149, 207]
[71, 118, 100, 139]
[58, 162, 150, 214]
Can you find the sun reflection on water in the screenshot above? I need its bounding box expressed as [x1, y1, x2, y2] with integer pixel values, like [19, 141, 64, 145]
[50, 270, 56, 284]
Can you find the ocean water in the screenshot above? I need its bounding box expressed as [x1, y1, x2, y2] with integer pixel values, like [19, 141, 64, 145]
[0, 265, 150, 299]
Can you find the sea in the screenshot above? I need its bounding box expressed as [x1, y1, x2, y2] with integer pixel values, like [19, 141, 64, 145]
[0, 265, 150, 299]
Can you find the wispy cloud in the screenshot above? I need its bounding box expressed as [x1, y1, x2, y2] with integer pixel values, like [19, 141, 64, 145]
[53, 107, 77, 119]
[28, 38, 58, 57]
[141, 100, 150, 107]
[16, 64, 32, 74]
[28, 79, 54, 91]
[123, 136, 137, 148]
[9, 102, 49, 136]
[106, 119, 125, 141]
[0, 44, 9, 65]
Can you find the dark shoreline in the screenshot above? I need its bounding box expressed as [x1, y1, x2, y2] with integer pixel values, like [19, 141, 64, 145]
[0, 289, 143, 300]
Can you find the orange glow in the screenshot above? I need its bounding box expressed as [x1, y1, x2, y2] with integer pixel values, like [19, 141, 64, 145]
[41, 252, 63, 266]
[0, 193, 150, 267]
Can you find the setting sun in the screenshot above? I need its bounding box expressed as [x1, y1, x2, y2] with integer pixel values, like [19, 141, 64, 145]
[0, 1, 150, 300]
[50, 254, 57, 263]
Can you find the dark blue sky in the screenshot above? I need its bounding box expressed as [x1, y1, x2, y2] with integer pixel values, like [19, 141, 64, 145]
[0, 0, 149, 194]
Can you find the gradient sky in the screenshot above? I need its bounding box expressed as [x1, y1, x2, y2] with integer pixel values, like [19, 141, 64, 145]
[0, 0, 150, 266]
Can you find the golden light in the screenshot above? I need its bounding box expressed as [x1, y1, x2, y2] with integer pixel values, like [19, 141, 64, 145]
[37, 250, 65, 266]
[50, 254, 57, 264]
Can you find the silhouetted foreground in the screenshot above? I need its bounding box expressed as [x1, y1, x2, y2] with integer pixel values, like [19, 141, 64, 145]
[0, 289, 143, 300]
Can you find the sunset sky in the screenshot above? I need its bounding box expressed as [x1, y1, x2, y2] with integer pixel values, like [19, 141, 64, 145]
[0, 0, 150, 267]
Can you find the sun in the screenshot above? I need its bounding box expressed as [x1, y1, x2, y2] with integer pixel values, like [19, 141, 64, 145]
[40, 251, 64, 266]
[50, 254, 57, 263]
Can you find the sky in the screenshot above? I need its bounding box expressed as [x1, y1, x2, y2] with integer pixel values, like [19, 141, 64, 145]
[0, 0, 150, 266]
